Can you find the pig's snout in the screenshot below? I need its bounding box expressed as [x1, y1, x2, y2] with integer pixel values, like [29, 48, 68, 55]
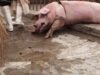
[33, 24, 40, 32]
[33, 22, 45, 31]
[33, 22, 44, 29]
[34, 24, 38, 28]
[41, 22, 45, 26]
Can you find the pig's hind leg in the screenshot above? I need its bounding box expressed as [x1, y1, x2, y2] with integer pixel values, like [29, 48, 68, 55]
[45, 19, 65, 38]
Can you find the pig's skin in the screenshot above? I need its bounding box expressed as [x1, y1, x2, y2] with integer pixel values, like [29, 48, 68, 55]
[33, 1, 100, 38]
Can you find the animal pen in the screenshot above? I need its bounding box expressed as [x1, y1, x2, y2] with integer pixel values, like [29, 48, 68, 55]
[0, 0, 98, 66]
[0, 0, 100, 75]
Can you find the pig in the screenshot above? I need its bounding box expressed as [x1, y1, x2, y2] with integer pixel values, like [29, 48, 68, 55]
[32, 1, 100, 38]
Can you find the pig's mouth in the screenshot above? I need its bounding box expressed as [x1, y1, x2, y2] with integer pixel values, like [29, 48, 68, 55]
[39, 24, 51, 33]
[39, 25, 46, 32]
[35, 25, 45, 32]
[32, 23, 50, 33]
[32, 24, 43, 33]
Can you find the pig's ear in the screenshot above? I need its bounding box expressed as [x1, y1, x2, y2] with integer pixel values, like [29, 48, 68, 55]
[40, 8, 50, 15]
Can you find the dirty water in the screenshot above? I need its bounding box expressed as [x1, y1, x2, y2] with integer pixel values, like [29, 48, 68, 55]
[0, 17, 100, 75]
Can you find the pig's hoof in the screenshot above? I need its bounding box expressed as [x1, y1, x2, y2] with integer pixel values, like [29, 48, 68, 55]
[45, 33, 53, 38]
[45, 35, 52, 39]
[45, 35, 49, 39]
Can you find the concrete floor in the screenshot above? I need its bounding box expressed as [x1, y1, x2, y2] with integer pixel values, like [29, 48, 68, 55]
[0, 17, 100, 75]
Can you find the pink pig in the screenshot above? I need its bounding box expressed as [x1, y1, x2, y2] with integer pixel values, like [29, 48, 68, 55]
[32, 1, 100, 38]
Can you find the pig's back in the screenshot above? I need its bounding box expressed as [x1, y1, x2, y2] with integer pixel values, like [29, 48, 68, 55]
[61, 1, 100, 24]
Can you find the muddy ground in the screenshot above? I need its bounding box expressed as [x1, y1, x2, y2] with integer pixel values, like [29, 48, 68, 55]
[0, 17, 100, 75]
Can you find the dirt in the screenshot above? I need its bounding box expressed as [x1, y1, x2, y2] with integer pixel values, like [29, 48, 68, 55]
[0, 17, 100, 75]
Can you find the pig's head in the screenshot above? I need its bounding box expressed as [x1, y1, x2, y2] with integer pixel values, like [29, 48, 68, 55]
[33, 8, 50, 32]
[33, 7, 55, 33]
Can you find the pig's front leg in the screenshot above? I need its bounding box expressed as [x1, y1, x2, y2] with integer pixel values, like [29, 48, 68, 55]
[45, 19, 65, 38]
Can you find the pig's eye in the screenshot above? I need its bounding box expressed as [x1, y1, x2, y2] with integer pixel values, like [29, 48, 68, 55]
[41, 14, 46, 18]
[33, 15, 39, 20]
